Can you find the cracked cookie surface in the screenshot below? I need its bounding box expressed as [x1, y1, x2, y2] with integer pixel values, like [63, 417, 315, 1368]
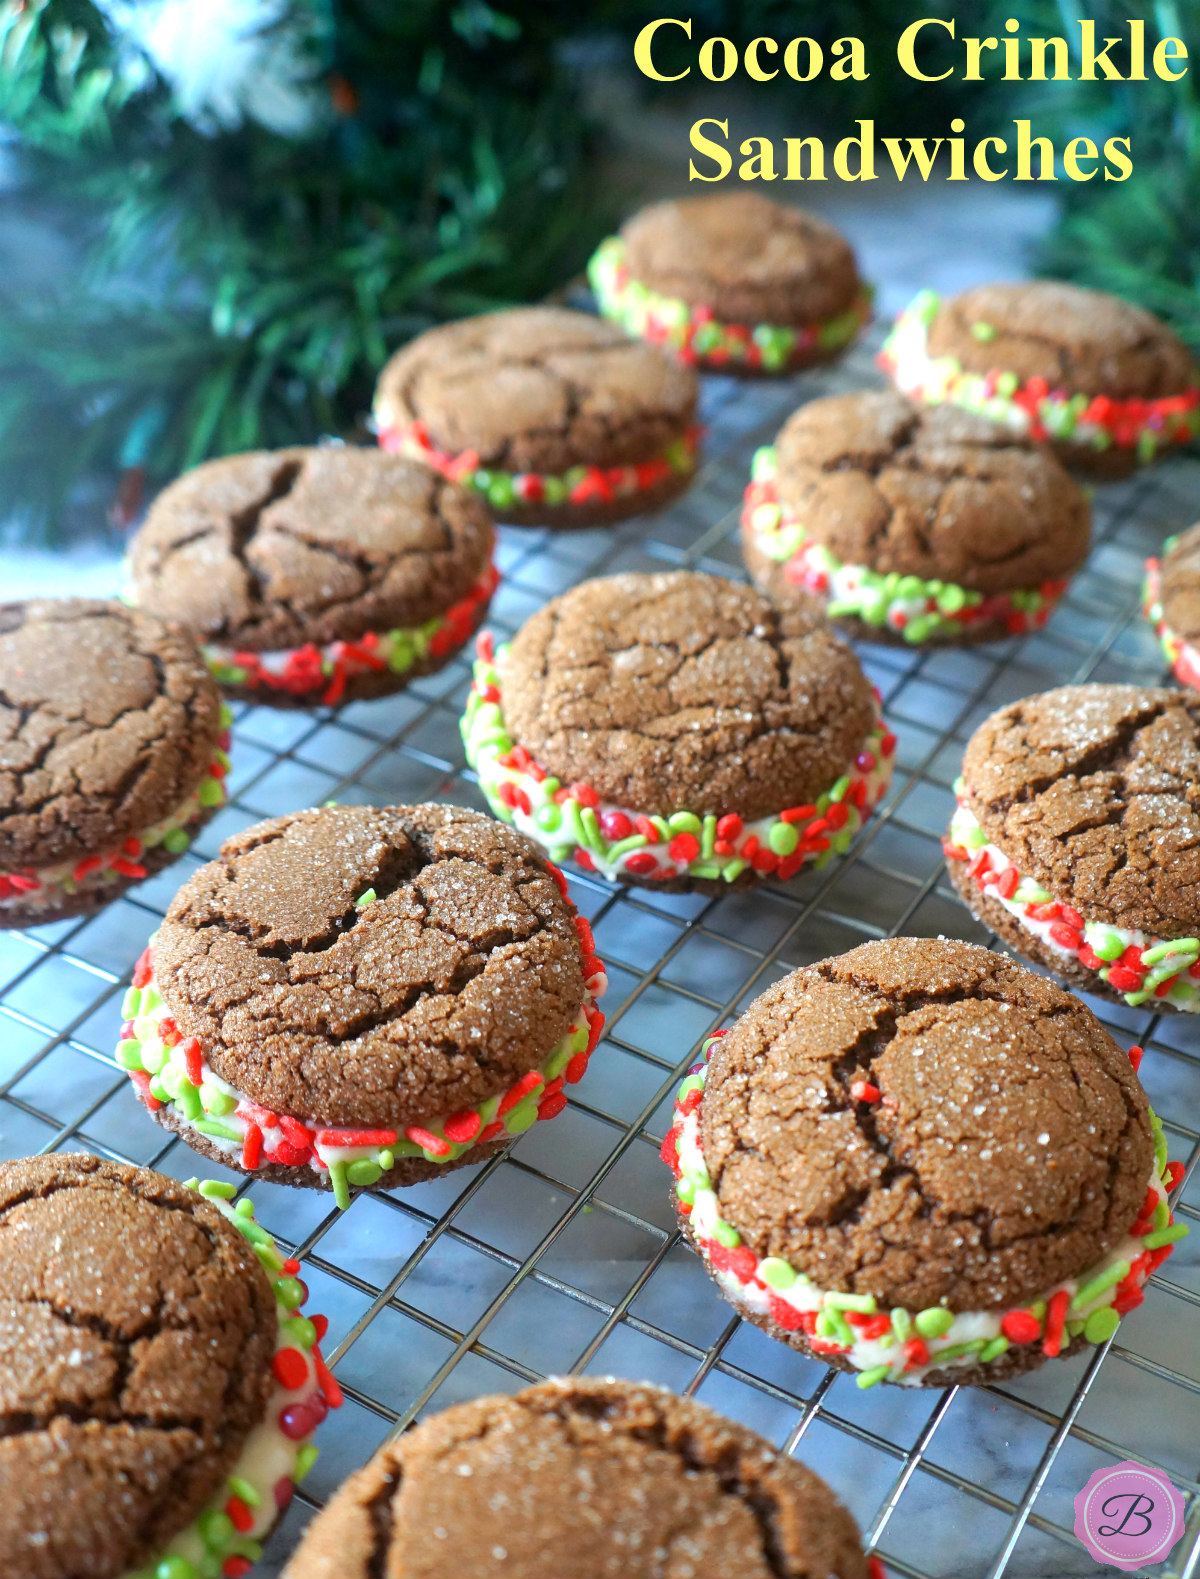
[500, 570, 871, 820]
[701, 938, 1152, 1313]
[152, 803, 586, 1126]
[130, 447, 494, 652]
[0, 598, 223, 870]
[927, 281, 1197, 399]
[763, 390, 1089, 591]
[622, 192, 864, 327]
[0, 1152, 276, 1579]
[373, 306, 698, 476]
[282, 1376, 868, 1579]
[961, 684, 1200, 938]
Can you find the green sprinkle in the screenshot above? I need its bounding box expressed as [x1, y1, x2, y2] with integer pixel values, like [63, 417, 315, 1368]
[936, 583, 967, 615]
[115, 1038, 143, 1070]
[668, 810, 702, 835]
[914, 1307, 954, 1339]
[329, 1161, 351, 1212]
[1154, 1196, 1171, 1232]
[193, 1119, 242, 1143]
[932, 1339, 988, 1362]
[148, 1077, 169, 1104]
[121, 986, 143, 1019]
[675, 1175, 695, 1205]
[1143, 1222, 1188, 1250]
[759, 1256, 797, 1290]
[276, 1276, 306, 1309]
[890, 1307, 911, 1343]
[155, 1558, 196, 1579]
[294, 1443, 320, 1482]
[234, 1197, 255, 1218]
[580, 806, 603, 851]
[536, 803, 563, 834]
[1071, 1259, 1130, 1311]
[1084, 1306, 1121, 1344]
[378, 1148, 395, 1171]
[177, 1083, 204, 1122]
[1143, 938, 1200, 965]
[347, 1159, 383, 1187]
[198, 1179, 237, 1199]
[201, 1084, 236, 1116]
[1091, 931, 1126, 962]
[255, 1242, 285, 1274]
[824, 1292, 878, 1314]
[199, 1509, 235, 1549]
[712, 1220, 741, 1248]
[769, 822, 799, 857]
[354, 887, 377, 909]
[700, 814, 717, 860]
[856, 1364, 891, 1389]
[198, 776, 224, 808]
[981, 1336, 1010, 1363]
[721, 859, 748, 883]
[503, 1100, 539, 1136]
[163, 827, 191, 855]
[227, 1474, 260, 1507]
[284, 1314, 317, 1350]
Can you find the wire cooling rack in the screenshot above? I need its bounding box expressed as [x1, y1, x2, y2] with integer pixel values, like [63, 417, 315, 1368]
[2, 326, 1199, 1579]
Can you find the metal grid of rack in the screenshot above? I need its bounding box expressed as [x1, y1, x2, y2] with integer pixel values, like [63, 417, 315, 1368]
[2, 327, 1198, 1579]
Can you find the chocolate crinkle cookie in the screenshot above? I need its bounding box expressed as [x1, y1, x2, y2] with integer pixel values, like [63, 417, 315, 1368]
[0, 1152, 339, 1577]
[742, 390, 1090, 647]
[129, 446, 497, 708]
[463, 570, 895, 890]
[664, 938, 1186, 1388]
[119, 803, 607, 1205]
[282, 1377, 872, 1579]
[882, 279, 1200, 475]
[1143, 522, 1200, 692]
[0, 597, 228, 927]
[946, 683, 1200, 1013]
[588, 191, 871, 374]
[373, 306, 701, 528]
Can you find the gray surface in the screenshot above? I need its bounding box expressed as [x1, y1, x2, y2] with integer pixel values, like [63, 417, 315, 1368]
[1, 328, 1198, 1578]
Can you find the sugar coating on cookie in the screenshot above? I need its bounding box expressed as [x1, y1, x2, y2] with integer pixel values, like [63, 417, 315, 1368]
[0, 598, 228, 924]
[664, 939, 1184, 1387]
[589, 192, 870, 373]
[881, 281, 1200, 471]
[281, 1377, 872, 1579]
[120, 803, 606, 1203]
[373, 307, 700, 526]
[742, 391, 1090, 646]
[1144, 524, 1200, 692]
[463, 570, 894, 889]
[946, 684, 1200, 1011]
[0, 1153, 338, 1578]
[129, 447, 497, 706]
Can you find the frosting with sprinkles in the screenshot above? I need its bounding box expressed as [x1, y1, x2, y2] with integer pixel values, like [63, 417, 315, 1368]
[461, 632, 895, 884]
[122, 1182, 340, 1578]
[379, 416, 701, 514]
[881, 290, 1200, 461]
[587, 235, 871, 372]
[743, 447, 1068, 643]
[204, 565, 498, 705]
[120, 929, 607, 1208]
[0, 705, 231, 912]
[946, 786, 1200, 1012]
[1143, 546, 1200, 692]
[663, 1032, 1187, 1386]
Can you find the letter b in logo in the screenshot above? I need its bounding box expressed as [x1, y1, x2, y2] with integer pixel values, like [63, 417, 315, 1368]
[1076, 1462, 1184, 1570]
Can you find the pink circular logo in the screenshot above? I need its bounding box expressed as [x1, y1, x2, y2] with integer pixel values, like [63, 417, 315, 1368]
[1075, 1460, 1185, 1571]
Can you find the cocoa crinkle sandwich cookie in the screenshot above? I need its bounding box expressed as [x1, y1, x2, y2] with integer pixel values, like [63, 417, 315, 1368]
[0, 597, 229, 927]
[118, 803, 607, 1207]
[462, 570, 895, 891]
[373, 306, 701, 528]
[880, 280, 1200, 476]
[0, 1152, 340, 1579]
[662, 938, 1188, 1390]
[742, 391, 1090, 647]
[128, 445, 498, 708]
[587, 190, 872, 374]
[282, 1376, 879, 1579]
[945, 684, 1200, 1012]
[1143, 524, 1200, 691]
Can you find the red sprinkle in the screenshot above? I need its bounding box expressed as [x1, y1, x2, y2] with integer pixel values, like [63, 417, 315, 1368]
[660, 1126, 680, 1171]
[443, 1109, 483, 1145]
[110, 856, 147, 879]
[72, 855, 103, 882]
[132, 948, 153, 988]
[993, 866, 1019, 900]
[478, 1120, 504, 1143]
[498, 1069, 545, 1116]
[767, 1293, 807, 1331]
[181, 1037, 203, 1088]
[1165, 1159, 1185, 1192]
[850, 1080, 881, 1103]
[565, 1049, 590, 1084]
[1127, 1044, 1144, 1072]
[242, 1124, 263, 1170]
[623, 851, 660, 876]
[716, 814, 744, 841]
[668, 832, 700, 864]
[226, 1495, 254, 1534]
[1041, 1288, 1070, 1357]
[272, 1347, 310, 1390]
[538, 1090, 568, 1122]
[405, 1125, 451, 1158]
[1001, 1309, 1042, 1345]
[707, 1241, 758, 1283]
[315, 1128, 399, 1147]
[279, 1114, 315, 1148]
[903, 1337, 930, 1371]
[1048, 922, 1082, 951]
[315, 1349, 344, 1408]
[224, 1561, 253, 1578]
[311, 1314, 329, 1342]
[1106, 965, 1144, 994]
[849, 1312, 893, 1340]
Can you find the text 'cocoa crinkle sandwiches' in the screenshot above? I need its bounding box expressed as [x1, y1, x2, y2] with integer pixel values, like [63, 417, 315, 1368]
[0, 1152, 339, 1578]
[1144, 524, 1200, 691]
[373, 306, 701, 528]
[0, 598, 229, 927]
[128, 446, 497, 707]
[282, 1377, 878, 1579]
[119, 803, 606, 1207]
[663, 939, 1186, 1389]
[462, 570, 894, 890]
[588, 190, 871, 374]
[742, 391, 1090, 646]
[881, 280, 1200, 474]
[946, 684, 1200, 1011]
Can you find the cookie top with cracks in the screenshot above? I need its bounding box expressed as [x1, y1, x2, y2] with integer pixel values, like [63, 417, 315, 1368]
[927, 280, 1197, 400]
[700, 938, 1152, 1312]
[620, 192, 864, 328]
[1158, 521, 1200, 642]
[0, 597, 224, 870]
[281, 1377, 869, 1579]
[153, 803, 587, 1127]
[769, 391, 1090, 592]
[501, 570, 873, 821]
[373, 307, 698, 476]
[0, 1152, 276, 1579]
[962, 684, 1200, 938]
[130, 447, 494, 652]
